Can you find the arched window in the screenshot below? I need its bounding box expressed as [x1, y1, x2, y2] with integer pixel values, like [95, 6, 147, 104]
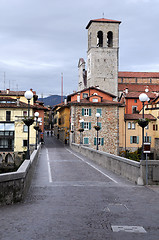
[107, 31, 113, 47]
[0, 154, 2, 163]
[97, 31, 103, 47]
[5, 153, 14, 163]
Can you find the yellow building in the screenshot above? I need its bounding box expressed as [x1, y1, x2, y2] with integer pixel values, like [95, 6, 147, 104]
[119, 106, 156, 158]
[0, 96, 37, 164]
[53, 104, 70, 144]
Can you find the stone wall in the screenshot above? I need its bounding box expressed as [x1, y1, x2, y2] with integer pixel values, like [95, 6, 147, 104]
[0, 145, 41, 205]
[71, 105, 119, 155]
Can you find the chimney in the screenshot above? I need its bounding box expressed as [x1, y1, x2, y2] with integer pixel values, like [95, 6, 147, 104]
[17, 98, 20, 106]
[64, 98, 67, 105]
[77, 94, 80, 102]
[125, 88, 128, 94]
[6, 89, 10, 94]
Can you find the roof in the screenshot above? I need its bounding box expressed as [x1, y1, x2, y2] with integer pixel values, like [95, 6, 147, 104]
[125, 114, 156, 121]
[119, 71, 159, 78]
[125, 92, 156, 99]
[68, 98, 122, 106]
[67, 86, 116, 98]
[118, 83, 159, 92]
[0, 89, 36, 96]
[86, 18, 121, 29]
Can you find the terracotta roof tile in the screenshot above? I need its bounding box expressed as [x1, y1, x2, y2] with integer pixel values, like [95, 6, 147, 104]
[125, 113, 156, 121]
[68, 98, 122, 106]
[125, 92, 156, 99]
[118, 83, 159, 92]
[86, 18, 121, 29]
[119, 71, 159, 78]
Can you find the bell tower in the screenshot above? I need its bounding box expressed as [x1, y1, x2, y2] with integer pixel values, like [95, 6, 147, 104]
[86, 18, 121, 97]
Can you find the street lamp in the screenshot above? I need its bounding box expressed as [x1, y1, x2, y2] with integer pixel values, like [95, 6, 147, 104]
[79, 119, 84, 144]
[34, 112, 39, 150]
[139, 93, 149, 160]
[96, 112, 100, 150]
[24, 90, 33, 159]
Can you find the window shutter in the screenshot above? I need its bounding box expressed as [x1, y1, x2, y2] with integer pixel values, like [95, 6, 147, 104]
[97, 108, 102, 116]
[101, 138, 104, 146]
[94, 137, 96, 145]
[89, 108, 91, 116]
[137, 136, 139, 144]
[98, 122, 101, 129]
[130, 136, 133, 144]
[89, 122, 91, 130]
[149, 136, 151, 143]
[81, 122, 84, 129]
[82, 108, 84, 116]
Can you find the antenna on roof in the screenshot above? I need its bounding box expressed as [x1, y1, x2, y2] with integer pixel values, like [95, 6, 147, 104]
[102, 12, 104, 18]
[4, 72, 5, 90]
[61, 73, 63, 103]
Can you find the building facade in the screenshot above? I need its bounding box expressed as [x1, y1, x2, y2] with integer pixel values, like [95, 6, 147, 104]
[83, 18, 121, 97]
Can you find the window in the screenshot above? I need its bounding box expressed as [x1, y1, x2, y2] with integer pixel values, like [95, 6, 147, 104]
[94, 137, 104, 146]
[107, 31, 113, 47]
[134, 99, 137, 103]
[144, 136, 151, 143]
[6, 111, 11, 121]
[83, 93, 88, 98]
[84, 108, 89, 116]
[130, 136, 139, 144]
[132, 106, 137, 113]
[84, 137, 89, 145]
[82, 108, 91, 116]
[92, 98, 98, 102]
[23, 125, 28, 132]
[132, 122, 136, 129]
[97, 108, 102, 116]
[97, 31, 103, 47]
[84, 122, 89, 130]
[153, 124, 158, 131]
[128, 122, 131, 129]
[23, 140, 27, 147]
[83, 122, 91, 130]
[23, 111, 27, 116]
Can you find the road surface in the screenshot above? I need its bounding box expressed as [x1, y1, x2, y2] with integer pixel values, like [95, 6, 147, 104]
[0, 135, 159, 240]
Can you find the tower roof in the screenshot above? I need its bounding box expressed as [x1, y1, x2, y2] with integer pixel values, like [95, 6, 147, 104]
[86, 18, 121, 29]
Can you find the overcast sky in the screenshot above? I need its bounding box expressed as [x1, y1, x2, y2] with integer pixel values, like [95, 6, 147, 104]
[0, 0, 159, 97]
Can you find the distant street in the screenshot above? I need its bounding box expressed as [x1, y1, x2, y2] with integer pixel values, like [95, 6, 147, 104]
[0, 135, 159, 240]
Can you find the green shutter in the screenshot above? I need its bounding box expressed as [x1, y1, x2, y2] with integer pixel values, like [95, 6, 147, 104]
[89, 122, 91, 130]
[94, 137, 96, 145]
[130, 136, 133, 144]
[137, 136, 139, 144]
[97, 122, 101, 129]
[84, 137, 89, 144]
[81, 122, 84, 128]
[89, 108, 91, 116]
[101, 138, 104, 146]
[149, 136, 151, 143]
[82, 108, 84, 116]
[97, 108, 102, 116]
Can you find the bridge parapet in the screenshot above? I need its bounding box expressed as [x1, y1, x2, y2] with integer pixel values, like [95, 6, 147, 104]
[71, 143, 159, 185]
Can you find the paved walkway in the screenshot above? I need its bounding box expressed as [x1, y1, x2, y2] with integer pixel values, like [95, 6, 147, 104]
[0, 135, 159, 240]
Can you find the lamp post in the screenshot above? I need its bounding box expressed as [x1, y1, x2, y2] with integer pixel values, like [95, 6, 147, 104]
[96, 113, 100, 150]
[34, 112, 39, 150]
[79, 119, 84, 144]
[139, 93, 149, 160]
[24, 90, 33, 159]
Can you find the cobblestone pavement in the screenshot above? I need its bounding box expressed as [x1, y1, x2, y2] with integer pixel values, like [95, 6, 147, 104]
[0, 135, 159, 240]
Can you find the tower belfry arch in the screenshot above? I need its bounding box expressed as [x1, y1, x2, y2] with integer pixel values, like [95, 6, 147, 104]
[86, 18, 121, 97]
